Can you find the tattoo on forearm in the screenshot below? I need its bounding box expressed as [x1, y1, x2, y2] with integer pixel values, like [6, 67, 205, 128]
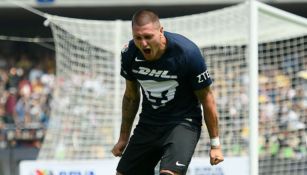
[121, 95, 139, 133]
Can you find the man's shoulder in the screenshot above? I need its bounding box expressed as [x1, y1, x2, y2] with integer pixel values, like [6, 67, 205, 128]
[121, 40, 138, 58]
[165, 31, 199, 54]
[121, 41, 138, 70]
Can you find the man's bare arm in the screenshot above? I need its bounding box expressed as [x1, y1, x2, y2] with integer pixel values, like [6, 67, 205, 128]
[112, 80, 140, 157]
[194, 86, 224, 165]
[194, 86, 219, 139]
[119, 80, 141, 142]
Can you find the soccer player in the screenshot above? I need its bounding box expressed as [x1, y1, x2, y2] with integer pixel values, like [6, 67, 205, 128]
[112, 9, 224, 175]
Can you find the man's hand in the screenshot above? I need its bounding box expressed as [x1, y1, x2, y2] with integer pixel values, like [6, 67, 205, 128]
[112, 140, 128, 157]
[209, 146, 224, 165]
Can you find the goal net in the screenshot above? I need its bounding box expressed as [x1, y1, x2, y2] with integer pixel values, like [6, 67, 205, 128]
[38, 2, 307, 174]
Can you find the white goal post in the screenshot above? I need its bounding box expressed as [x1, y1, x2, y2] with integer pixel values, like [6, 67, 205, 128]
[37, 1, 307, 175]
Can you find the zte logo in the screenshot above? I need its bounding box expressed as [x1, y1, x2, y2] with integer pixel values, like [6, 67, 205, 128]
[132, 67, 177, 79]
[197, 70, 210, 83]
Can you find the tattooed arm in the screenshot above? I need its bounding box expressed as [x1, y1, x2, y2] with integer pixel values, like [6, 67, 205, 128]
[112, 80, 140, 157]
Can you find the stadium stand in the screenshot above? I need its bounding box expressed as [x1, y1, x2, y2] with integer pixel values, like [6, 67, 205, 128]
[0, 41, 55, 149]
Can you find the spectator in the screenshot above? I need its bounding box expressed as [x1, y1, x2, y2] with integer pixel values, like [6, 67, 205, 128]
[4, 87, 17, 124]
[15, 96, 31, 125]
[29, 64, 43, 83]
[5, 67, 20, 91]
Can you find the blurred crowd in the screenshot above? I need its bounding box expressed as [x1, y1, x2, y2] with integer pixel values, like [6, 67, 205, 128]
[0, 41, 55, 149]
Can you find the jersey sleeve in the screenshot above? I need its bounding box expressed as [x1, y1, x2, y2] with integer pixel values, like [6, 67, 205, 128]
[187, 44, 213, 90]
[120, 42, 136, 81]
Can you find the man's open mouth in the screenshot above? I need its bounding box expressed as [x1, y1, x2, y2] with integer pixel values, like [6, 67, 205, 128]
[143, 48, 151, 54]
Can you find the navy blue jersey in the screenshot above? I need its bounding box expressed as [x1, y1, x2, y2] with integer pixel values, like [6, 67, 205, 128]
[121, 31, 212, 126]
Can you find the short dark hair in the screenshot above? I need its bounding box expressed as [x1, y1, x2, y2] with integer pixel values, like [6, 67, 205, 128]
[132, 9, 160, 27]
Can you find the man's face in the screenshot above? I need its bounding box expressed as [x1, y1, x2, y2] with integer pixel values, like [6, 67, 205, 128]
[132, 22, 163, 61]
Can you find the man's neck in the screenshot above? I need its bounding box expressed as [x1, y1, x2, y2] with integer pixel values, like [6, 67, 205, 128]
[156, 35, 167, 59]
